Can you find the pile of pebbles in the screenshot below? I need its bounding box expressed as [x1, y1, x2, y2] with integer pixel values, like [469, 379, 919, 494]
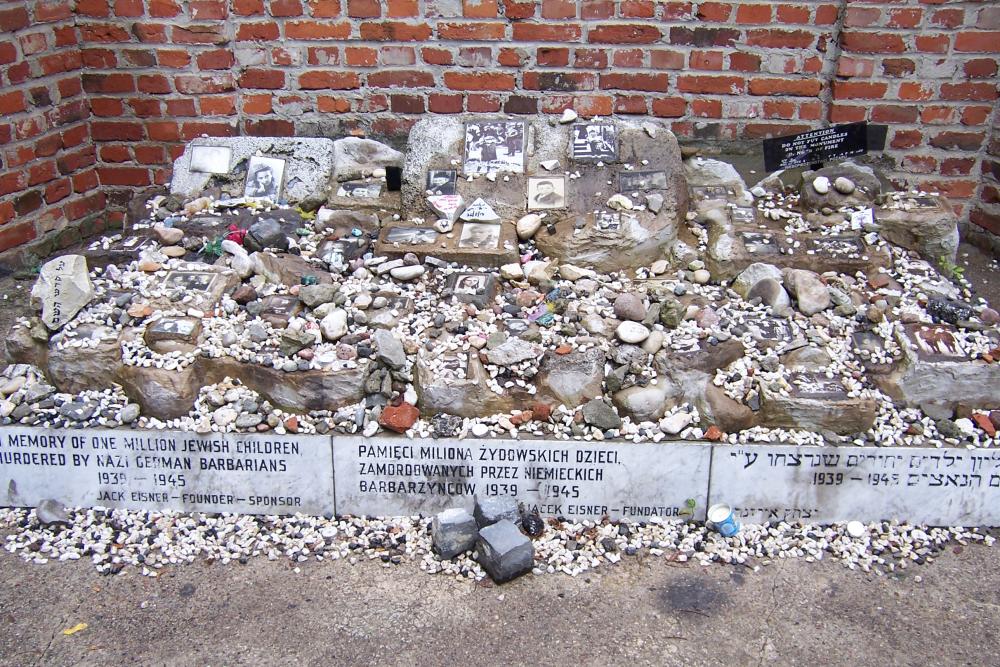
[1, 507, 993, 580]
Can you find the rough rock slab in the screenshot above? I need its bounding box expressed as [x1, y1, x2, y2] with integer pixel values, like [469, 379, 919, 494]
[473, 495, 520, 528]
[876, 195, 959, 263]
[30, 255, 94, 331]
[476, 519, 534, 583]
[432, 508, 478, 559]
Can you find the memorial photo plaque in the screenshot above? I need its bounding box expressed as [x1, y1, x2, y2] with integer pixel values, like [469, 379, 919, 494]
[740, 231, 779, 255]
[385, 227, 439, 246]
[336, 181, 382, 199]
[905, 324, 966, 361]
[762, 121, 868, 172]
[571, 123, 617, 162]
[527, 176, 567, 210]
[426, 170, 457, 196]
[162, 270, 217, 293]
[710, 444, 1000, 526]
[334, 437, 711, 520]
[596, 212, 621, 231]
[189, 145, 232, 174]
[458, 223, 501, 250]
[259, 295, 301, 328]
[619, 171, 667, 192]
[244, 155, 286, 200]
[731, 207, 756, 225]
[0, 427, 335, 516]
[463, 122, 525, 174]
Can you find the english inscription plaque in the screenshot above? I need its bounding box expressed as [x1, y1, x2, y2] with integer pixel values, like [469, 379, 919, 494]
[763, 122, 868, 172]
[709, 445, 1000, 526]
[0, 428, 334, 515]
[333, 437, 711, 521]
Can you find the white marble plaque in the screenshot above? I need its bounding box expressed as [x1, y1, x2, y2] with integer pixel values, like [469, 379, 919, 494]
[0, 428, 334, 515]
[709, 445, 1000, 526]
[333, 437, 711, 521]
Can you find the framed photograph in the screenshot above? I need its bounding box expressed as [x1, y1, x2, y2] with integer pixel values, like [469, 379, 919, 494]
[620, 170, 667, 192]
[163, 271, 215, 292]
[457, 223, 500, 249]
[190, 145, 232, 174]
[730, 207, 756, 224]
[596, 212, 620, 231]
[244, 155, 286, 200]
[740, 231, 778, 255]
[527, 176, 566, 210]
[337, 181, 382, 198]
[454, 274, 488, 295]
[385, 226, 439, 246]
[463, 122, 525, 174]
[426, 170, 457, 195]
[571, 123, 617, 162]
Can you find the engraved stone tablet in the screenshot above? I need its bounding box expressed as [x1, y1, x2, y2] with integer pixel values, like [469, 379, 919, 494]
[709, 444, 1000, 526]
[0, 427, 334, 515]
[333, 437, 711, 520]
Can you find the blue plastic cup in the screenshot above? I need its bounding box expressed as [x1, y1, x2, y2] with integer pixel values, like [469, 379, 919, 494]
[707, 503, 741, 537]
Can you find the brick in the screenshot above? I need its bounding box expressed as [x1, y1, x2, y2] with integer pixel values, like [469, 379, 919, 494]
[34, 134, 63, 158]
[970, 208, 1000, 236]
[308, 0, 341, 15]
[930, 131, 985, 151]
[498, 47, 526, 66]
[45, 178, 72, 204]
[133, 23, 168, 42]
[438, 21, 505, 40]
[467, 92, 501, 112]
[621, 1, 653, 18]
[613, 95, 646, 114]
[832, 81, 887, 100]
[306, 46, 340, 65]
[345, 46, 376, 66]
[599, 72, 667, 92]
[693, 99, 722, 117]
[512, 23, 581, 42]
[133, 144, 166, 164]
[888, 8, 922, 28]
[870, 105, 918, 124]
[237, 22, 280, 41]
[286, 20, 351, 39]
[241, 119, 292, 136]
[940, 158, 974, 176]
[829, 104, 866, 123]
[348, 0, 379, 16]
[122, 49, 157, 67]
[503, 94, 537, 114]
[696, 2, 731, 21]
[91, 121, 143, 141]
[541, 0, 574, 18]
[233, 0, 264, 14]
[964, 58, 999, 79]
[0, 92, 27, 116]
[581, 0, 613, 20]
[113, 0, 144, 15]
[179, 122, 236, 140]
[390, 94, 425, 113]
[776, 5, 809, 24]
[736, 4, 771, 23]
[243, 93, 273, 114]
[749, 78, 822, 96]
[690, 50, 724, 70]
[82, 73, 134, 94]
[89, 98, 124, 117]
[19, 32, 48, 56]
[669, 27, 739, 48]
[941, 82, 998, 102]
[588, 24, 659, 44]
[915, 34, 949, 53]
[898, 83, 933, 101]
[677, 75, 744, 95]
[890, 130, 921, 149]
[763, 100, 795, 119]
[383, 46, 416, 65]
[367, 69, 435, 88]
[80, 23, 131, 42]
[0, 222, 37, 253]
[881, 58, 915, 77]
[0, 42, 16, 66]
[316, 96, 351, 112]
[358, 93, 388, 112]
[574, 48, 607, 68]
[837, 56, 875, 78]
[902, 156, 937, 174]
[197, 49, 235, 70]
[537, 47, 570, 67]
[137, 74, 171, 94]
[239, 69, 286, 89]
[844, 6, 880, 27]
[428, 93, 463, 113]
[149, 0, 181, 17]
[651, 97, 686, 117]
[174, 74, 235, 94]
[524, 71, 596, 91]
[650, 49, 684, 69]
[444, 71, 515, 90]
[961, 106, 992, 126]
[463, 0, 498, 18]
[613, 49, 643, 67]
[746, 29, 815, 49]
[28, 160, 58, 186]
[191, 0, 229, 18]
[35, 0, 74, 21]
[920, 106, 953, 124]
[0, 7, 30, 32]
[841, 32, 905, 54]
[99, 145, 130, 162]
[956, 31, 1000, 52]
[299, 71, 360, 89]
[272, 0, 304, 15]
[360, 21, 433, 41]
[422, 47, 453, 65]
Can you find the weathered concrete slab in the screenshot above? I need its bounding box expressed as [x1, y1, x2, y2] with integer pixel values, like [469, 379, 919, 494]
[0, 427, 334, 515]
[333, 437, 711, 521]
[709, 444, 1000, 526]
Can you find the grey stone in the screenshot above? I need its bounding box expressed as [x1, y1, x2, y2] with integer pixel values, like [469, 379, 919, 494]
[299, 284, 340, 308]
[782, 268, 832, 315]
[332, 137, 403, 182]
[279, 329, 314, 357]
[432, 508, 479, 559]
[474, 495, 520, 528]
[484, 337, 542, 367]
[613, 293, 646, 322]
[36, 499, 70, 526]
[319, 309, 348, 342]
[613, 380, 681, 422]
[476, 519, 534, 583]
[732, 262, 782, 299]
[535, 348, 605, 408]
[30, 255, 95, 331]
[170, 137, 337, 203]
[747, 278, 792, 316]
[119, 403, 140, 424]
[659, 297, 686, 329]
[245, 218, 288, 252]
[581, 398, 622, 430]
[372, 329, 406, 370]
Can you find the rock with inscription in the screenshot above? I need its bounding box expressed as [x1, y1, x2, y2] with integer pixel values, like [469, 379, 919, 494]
[30, 255, 95, 331]
[47, 330, 123, 394]
[759, 373, 877, 435]
[474, 495, 520, 529]
[875, 194, 959, 263]
[372, 329, 406, 370]
[119, 364, 202, 420]
[581, 398, 622, 430]
[476, 519, 534, 583]
[432, 508, 479, 559]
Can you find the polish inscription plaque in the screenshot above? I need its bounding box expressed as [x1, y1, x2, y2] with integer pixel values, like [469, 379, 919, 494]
[333, 437, 711, 521]
[709, 445, 1000, 526]
[0, 428, 334, 515]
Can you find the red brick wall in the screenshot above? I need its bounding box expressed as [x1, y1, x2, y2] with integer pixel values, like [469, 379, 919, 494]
[970, 104, 1000, 238]
[3, 0, 1000, 257]
[0, 0, 104, 257]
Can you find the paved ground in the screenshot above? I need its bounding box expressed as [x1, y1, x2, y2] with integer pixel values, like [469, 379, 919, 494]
[1, 539, 997, 666]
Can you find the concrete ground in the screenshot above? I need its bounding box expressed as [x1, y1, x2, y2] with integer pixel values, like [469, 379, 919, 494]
[1, 540, 997, 666]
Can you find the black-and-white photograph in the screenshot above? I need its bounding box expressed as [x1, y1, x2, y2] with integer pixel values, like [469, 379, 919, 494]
[426, 170, 457, 195]
[189, 145, 232, 174]
[741, 232, 778, 255]
[244, 155, 285, 200]
[619, 170, 668, 192]
[463, 122, 525, 174]
[457, 224, 501, 249]
[731, 207, 756, 224]
[385, 227, 439, 246]
[149, 317, 197, 336]
[318, 240, 347, 270]
[261, 295, 300, 317]
[690, 185, 734, 201]
[527, 176, 566, 210]
[337, 181, 382, 199]
[571, 123, 617, 161]
[596, 212, 620, 231]
[164, 271, 215, 292]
